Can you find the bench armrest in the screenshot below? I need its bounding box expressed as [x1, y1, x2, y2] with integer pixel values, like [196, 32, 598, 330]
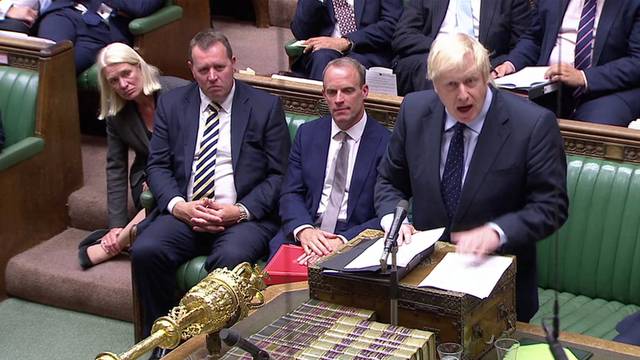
[128, 5, 183, 35]
[0, 137, 45, 171]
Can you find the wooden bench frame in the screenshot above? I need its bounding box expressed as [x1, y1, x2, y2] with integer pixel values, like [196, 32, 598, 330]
[235, 73, 640, 161]
[0, 37, 83, 297]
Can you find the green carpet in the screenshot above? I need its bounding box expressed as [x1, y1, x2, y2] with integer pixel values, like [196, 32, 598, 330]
[0, 298, 139, 359]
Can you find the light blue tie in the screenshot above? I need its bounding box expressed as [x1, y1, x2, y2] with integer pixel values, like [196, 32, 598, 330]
[456, 0, 475, 37]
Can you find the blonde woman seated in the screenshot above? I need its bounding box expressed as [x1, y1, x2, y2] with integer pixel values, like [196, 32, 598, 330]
[78, 42, 188, 269]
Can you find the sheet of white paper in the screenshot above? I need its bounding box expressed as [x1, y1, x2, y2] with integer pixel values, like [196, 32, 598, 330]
[365, 67, 397, 96]
[418, 252, 512, 299]
[271, 74, 323, 86]
[494, 66, 550, 89]
[291, 40, 308, 48]
[344, 227, 444, 270]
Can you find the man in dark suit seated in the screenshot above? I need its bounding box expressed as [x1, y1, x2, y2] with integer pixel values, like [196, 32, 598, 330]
[493, 0, 640, 126]
[131, 30, 291, 359]
[290, 0, 403, 80]
[269, 57, 390, 263]
[615, 311, 640, 346]
[391, 0, 532, 95]
[36, 0, 164, 73]
[375, 33, 568, 322]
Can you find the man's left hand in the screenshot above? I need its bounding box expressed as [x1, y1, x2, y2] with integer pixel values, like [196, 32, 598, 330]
[192, 199, 242, 227]
[303, 36, 350, 53]
[545, 63, 586, 88]
[451, 225, 501, 257]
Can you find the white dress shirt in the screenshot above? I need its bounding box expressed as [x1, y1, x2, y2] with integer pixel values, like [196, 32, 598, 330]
[168, 82, 244, 215]
[293, 112, 367, 240]
[437, 0, 481, 40]
[549, 0, 605, 66]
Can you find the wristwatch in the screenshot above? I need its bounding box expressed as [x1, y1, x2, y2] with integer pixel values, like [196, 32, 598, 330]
[235, 203, 248, 223]
[342, 36, 354, 54]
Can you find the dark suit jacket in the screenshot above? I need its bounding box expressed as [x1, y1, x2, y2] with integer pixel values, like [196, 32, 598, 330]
[105, 76, 188, 228]
[507, 0, 640, 96]
[146, 80, 291, 222]
[392, 0, 531, 66]
[279, 114, 390, 245]
[375, 88, 568, 321]
[291, 0, 403, 67]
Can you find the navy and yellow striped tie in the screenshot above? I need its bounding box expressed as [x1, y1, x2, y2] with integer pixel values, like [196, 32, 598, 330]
[192, 103, 221, 200]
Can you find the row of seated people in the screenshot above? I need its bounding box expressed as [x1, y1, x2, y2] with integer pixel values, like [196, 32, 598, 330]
[75, 28, 639, 359]
[0, 0, 164, 74]
[290, 0, 640, 127]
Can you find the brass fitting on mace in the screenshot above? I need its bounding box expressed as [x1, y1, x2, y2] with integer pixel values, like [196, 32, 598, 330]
[96, 262, 266, 360]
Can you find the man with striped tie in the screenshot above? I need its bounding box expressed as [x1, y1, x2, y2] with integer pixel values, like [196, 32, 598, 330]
[290, 0, 403, 80]
[131, 30, 291, 358]
[492, 0, 640, 126]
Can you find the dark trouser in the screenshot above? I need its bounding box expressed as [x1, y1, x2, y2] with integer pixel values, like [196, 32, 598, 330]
[393, 53, 433, 96]
[0, 19, 30, 33]
[292, 49, 383, 80]
[131, 213, 277, 336]
[37, 8, 130, 74]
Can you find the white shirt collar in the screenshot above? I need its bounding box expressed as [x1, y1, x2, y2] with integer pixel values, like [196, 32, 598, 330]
[198, 80, 235, 114]
[444, 86, 492, 135]
[331, 112, 367, 142]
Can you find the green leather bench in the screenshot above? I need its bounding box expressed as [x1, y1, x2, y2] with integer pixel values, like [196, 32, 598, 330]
[0, 67, 42, 171]
[531, 155, 640, 339]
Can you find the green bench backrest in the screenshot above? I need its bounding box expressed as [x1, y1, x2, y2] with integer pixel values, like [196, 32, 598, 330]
[537, 154, 640, 306]
[0, 67, 38, 147]
[285, 112, 317, 141]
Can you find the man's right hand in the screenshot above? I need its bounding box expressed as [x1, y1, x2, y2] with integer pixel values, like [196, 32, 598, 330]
[491, 62, 516, 79]
[393, 224, 416, 246]
[298, 227, 342, 256]
[172, 200, 224, 233]
[7, 5, 38, 26]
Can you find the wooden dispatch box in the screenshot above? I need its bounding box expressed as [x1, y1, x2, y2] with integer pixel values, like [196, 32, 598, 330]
[308, 230, 517, 360]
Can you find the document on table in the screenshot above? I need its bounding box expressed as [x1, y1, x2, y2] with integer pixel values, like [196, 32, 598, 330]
[494, 66, 550, 90]
[418, 252, 512, 298]
[366, 67, 398, 96]
[344, 227, 444, 270]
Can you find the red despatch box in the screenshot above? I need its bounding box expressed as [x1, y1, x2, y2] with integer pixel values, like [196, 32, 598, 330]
[263, 244, 308, 285]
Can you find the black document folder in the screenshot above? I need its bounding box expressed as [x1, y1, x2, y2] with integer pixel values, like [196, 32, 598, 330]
[320, 235, 435, 282]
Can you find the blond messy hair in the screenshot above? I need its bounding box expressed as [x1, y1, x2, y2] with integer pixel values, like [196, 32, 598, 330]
[96, 42, 161, 119]
[427, 33, 491, 83]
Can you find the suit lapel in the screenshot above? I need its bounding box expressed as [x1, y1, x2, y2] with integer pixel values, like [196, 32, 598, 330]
[128, 104, 150, 150]
[455, 89, 511, 223]
[478, 0, 497, 44]
[311, 118, 332, 216]
[425, 104, 448, 221]
[230, 81, 250, 170]
[432, 0, 450, 35]
[542, 0, 571, 63]
[592, 0, 621, 64]
[354, 0, 364, 26]
[346, 116, 378, 221]
[182, 85, 201, 180]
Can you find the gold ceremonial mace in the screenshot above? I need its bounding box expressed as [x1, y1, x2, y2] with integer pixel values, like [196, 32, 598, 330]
[96, 262, 266, 360]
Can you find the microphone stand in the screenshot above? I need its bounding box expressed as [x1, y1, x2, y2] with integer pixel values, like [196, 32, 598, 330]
[389, 240, 399, 326]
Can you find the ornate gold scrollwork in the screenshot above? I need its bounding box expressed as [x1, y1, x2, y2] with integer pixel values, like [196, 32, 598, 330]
[96, 263, 266, 360]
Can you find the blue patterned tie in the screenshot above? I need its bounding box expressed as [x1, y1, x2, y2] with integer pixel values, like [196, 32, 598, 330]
[441, 122, 465, 220]
[456, 0, 475, 36]
[574, 0, 597, 70]
[192, 103, 221, 200]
